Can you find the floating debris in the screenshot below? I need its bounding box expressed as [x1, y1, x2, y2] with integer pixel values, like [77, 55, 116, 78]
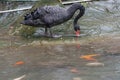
[13, 75, 26, 80]
[86, 62, 104, 67]
[73, 77, 82, 80]
[70, 68, 79, 73]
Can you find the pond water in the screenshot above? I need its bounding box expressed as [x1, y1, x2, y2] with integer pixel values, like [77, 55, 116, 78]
[0, 37, 120, 80]
[0, 0, 120, 80]
[0, 1, 34, 27]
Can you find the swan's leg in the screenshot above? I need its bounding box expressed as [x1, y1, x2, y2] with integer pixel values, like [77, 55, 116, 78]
[48, 28, 62, 38]
[46, 25, 62, 38]
[45, 27, 48, 36]
[48, 28, 53, 38]
[45, 27, 53, 37]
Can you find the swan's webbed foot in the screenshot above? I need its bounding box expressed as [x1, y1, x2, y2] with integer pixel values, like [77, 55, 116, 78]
[48, 28, 62, 38]
[44, 27, 49, 37]
[45, 34, 62, 38]
[44, 28, 62, 38]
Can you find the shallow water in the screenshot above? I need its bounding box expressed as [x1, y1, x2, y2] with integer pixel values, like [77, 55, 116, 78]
[0, 40, 120, 80]
[0, 0, 120, 80]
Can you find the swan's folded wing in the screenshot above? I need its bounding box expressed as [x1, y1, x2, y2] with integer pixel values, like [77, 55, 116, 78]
[21, 19, 45, 27]
[39, 5, 68, 25]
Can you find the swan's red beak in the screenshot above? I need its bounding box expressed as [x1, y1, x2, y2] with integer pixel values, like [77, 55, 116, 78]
[75, 30, 80, 37]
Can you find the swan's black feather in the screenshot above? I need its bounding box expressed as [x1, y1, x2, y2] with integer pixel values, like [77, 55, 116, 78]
[21, 3, 85, 37]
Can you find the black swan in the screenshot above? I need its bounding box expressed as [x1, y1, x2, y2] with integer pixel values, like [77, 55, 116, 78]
[21, 3, 85, 37]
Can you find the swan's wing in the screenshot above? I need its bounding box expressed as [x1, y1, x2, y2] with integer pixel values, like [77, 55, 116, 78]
[37, 5, 67, 16]
[37, 5, 68, 25]
[21, 19, 45, 26]
[43, 5, 66, 14]
[23, 5, 68, 27]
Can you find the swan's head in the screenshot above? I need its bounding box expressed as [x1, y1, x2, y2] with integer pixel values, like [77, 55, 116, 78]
[74, 25, 80, 37]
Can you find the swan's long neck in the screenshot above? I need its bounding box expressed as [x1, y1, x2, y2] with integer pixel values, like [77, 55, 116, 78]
[67, 3, 85, 26]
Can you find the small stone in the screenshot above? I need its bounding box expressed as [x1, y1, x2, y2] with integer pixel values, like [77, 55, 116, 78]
[70, 68, 79, 73]
[30, 41, 41, 45]
[73, 77, 82, 80]
[53, 35, 62, 38]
